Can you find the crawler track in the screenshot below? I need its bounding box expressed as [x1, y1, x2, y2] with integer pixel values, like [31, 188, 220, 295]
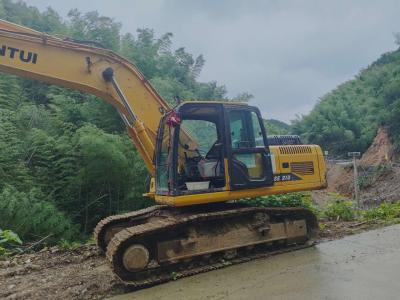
[94, 205, 167, 252]
[95, 204, 318, 288]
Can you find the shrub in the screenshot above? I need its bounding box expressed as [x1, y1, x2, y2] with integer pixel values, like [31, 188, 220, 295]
[362, 202, 400, 221]
[324, 200, 355, 221]
[0, 229, 23, 256]
[58, 239, 82, 250]
[241, 192, 320, 215]
[0, 185, 79, 243]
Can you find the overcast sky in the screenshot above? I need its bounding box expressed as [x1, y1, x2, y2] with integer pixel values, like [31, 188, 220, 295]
[23, 0, 400, 122]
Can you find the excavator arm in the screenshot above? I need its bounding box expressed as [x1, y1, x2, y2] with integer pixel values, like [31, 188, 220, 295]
[0, 19, 171, 175]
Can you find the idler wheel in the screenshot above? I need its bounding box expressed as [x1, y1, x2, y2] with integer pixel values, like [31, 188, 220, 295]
[122, 244, 150, 272]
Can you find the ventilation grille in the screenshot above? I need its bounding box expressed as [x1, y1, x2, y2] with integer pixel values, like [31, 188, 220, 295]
[267, 135, 302, 146]
[278, 145, 312, 155]
[290, 161, 314, 175]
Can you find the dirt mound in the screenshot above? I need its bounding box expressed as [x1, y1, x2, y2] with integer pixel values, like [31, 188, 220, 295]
[359, 166, 400, 207]
[316, 126, 400, 208]
[321, 163, 400, 208]
[325, 164, 353, 196]
[323, 127, 397, 200]
[360, 127, 394, 167]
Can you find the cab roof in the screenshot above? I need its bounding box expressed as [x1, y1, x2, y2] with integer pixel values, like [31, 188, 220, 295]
[177, 100, 249, 108]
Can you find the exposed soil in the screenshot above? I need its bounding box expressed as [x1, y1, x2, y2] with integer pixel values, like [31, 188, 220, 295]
[318, 219, 388, 241]
[359, 127, 394, 167]
[315, 126, 400, 207]
[359, 166, 400, 207]
[357, 127, 400, 206]
[0, 218, 390, 300]
[324, 163, 353, 197]
[0, 245, 130, 300]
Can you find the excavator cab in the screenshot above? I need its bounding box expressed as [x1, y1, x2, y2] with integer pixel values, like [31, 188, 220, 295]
[155, 102, 274, 197]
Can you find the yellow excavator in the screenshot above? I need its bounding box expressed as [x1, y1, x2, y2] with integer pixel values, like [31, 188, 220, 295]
[0, 19, 326, 287]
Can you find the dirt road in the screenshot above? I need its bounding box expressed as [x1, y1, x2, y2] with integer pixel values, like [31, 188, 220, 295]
[0, 221, 396, 299]
[111, 224, 400, 300]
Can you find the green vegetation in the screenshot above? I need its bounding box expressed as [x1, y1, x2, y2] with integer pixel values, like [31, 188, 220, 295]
[0, 1, 248, 245]
[57, 239, 82, 251]
[292, 43, 400, 155]
[0, 186, 78, 242]
[0, 229, 23, 256]
[264, 119, 290, 135]
[324, 200, 355, 221]
[318, 193, 400, 224]
[244, 192, 400, 225]
[241, 192, 320, 216]
[362, 203, 400, 222]
[242, 192, 314, 208]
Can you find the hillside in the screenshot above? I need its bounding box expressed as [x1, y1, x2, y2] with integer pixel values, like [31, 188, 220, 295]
[264, 119, 290, 135]
[292, 46, 400, 157]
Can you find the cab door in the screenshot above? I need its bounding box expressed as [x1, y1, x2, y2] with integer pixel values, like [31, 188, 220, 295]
[226, 107, 274, 189]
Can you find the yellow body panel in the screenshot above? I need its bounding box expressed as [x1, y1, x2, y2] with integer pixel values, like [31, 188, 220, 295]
[156, 181, 324, 206]
[155, 144, 327, 206]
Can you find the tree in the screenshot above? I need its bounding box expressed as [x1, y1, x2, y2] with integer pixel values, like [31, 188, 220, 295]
[293, 46, 400, 155]
[67, 9, 121, 51]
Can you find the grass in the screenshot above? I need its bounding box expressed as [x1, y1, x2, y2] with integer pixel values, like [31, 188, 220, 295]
[322, 193, 356, 221]
[239, 192, 321, 216]
[324, 201, 355, 221]
[243, 192, 400, 225]
[361, 202, 400, 222]
[57, 239, 83, 250]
